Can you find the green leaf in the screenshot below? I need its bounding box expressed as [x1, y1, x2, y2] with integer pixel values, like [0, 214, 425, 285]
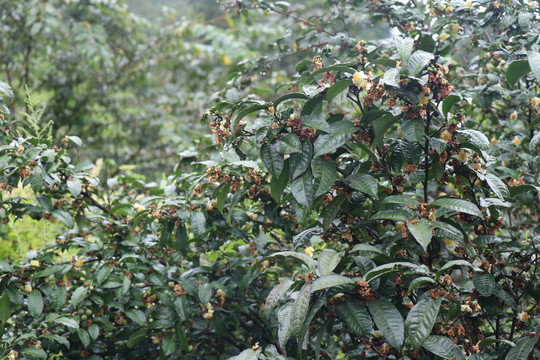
[436, 260, 480, 276]
[270, 158, 289, 202]
[351, 244, 385, 255]
[506, 60, 531, 86]
[291, 171, 313, 209]
[5, 286, 23, 305]
[96, 266, 113, 285]
[529, 132, 540, 153]
[278, 303, 293, 348]
[230, 348, 262, 360]
[175, 324, 188, 351]
[479, 337, 515, 350]
[233, 103, 269, 135]
[322, 193, 345, 231]
[394, 36, 414, 64]
[493, 287, 517, 309]
[365, 262, 421, 283]
[301, 115, 331, 132]
[125, 309, 146, 326]
[314, 159, 337, 196]
[127, 329, 146, 348]
[190, 211, 206, 237]
[88, 324, 99, 340]
[198, 284, 212, 304]
[368, 298, 404, 351]
[264, 280, 294, 316]
[473, 272, 496, 296]
[28, 290, 44, 318]
[430, 220, 464, 241]
[519, 12, 533, 28]
[174, 223, 189, 254]
[277, 133, 302, 154]
[484, 173, 509, 200]
[442, 95, 461, 117]
[317, 250, 341, 276]
[71, 286, 87, 309]
[273, 92, 309, 108]
[0, 81, 13, 101]
[529, 116, 540, 130]
[291, 284, 312, 338]
[431, 197, 484, 218]
[173, 296, 189, 322]
[30, 171, 44, 194]
[382, 68, 400, 87]
[162, 333, 177, 356]
[327, 79, 352, 104]
[337, 300, 372, 337]
[272, 251, 316, 268]
[373, 114, 400, 148]
[290, 140, 313, 181]
[422, 335, 464, 360]
[67, 179, 82, 197]
[407, 219, 432, 251]
[408, 50, 434, 76]
[401, 117, 424, 142]
[405, 294, 442, 350]
[456, 129, 490, 150]
[345, 174, 378, 199]
[52, 210, 73, 227]
[510, 184, 540, 197]
[370, 210, 410, 221]
[0, 261, 14, 273]
[39, 334, 70, 349]
[313, 121, 355, 157]
[22, 347, 47, 359]
[0, 295, 11, 324]
[216, 183, 231, 212]
[261, 142, 284, 178]
[311, 275, 355, 292]
[527, 51, 540, 83]
[408, 276, 435, 292]
[301, 94, 324, 115]
[505, 336, 538, 360]
[56, 317, 79, 329]
[77, 329, 90, 348]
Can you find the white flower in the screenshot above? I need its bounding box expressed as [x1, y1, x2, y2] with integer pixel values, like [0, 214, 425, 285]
[518, 311, 529, 322]
[352, 71, 372, 91]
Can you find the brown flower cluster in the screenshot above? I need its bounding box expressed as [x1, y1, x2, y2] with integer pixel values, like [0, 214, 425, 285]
[427, 64, 455, 101]
[209, 115, 235, 144]
[205, 167, 245, 194]
[318, 72, 336, 88]
[362, 82, 385, 108]
[286, 116, 316, 141]
[357, 280, 378, 302]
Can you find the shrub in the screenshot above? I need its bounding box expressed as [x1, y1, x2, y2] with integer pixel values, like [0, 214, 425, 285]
[2, 1, 540, 359]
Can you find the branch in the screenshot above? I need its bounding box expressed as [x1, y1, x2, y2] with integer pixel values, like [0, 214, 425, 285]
[268, 6, 336, 37]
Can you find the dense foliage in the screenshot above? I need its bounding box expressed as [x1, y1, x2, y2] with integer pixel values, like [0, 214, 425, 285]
[2, 0, 540, 359]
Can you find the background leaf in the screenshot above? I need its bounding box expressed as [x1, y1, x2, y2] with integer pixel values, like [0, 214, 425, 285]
[368, 298, 404, 351]
[337, 300, 372, 338]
